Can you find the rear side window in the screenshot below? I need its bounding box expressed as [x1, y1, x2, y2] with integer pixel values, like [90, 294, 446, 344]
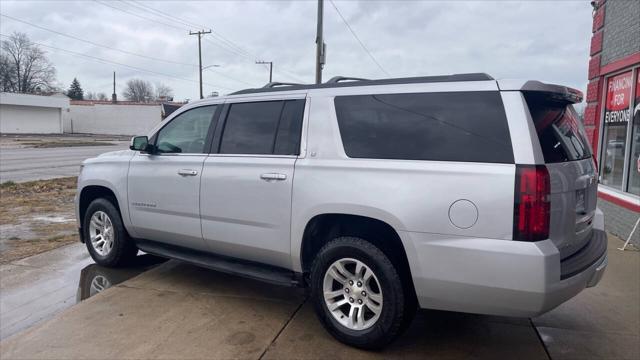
[524, 93, 592, 163]
[219, 100, 304, 155]
[334, 91, 514, 163]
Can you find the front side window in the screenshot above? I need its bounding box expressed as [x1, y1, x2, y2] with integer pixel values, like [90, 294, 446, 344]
[155, 105, 217, 154]
[334, 91, 514, 163]
[219, 100, 305, 155]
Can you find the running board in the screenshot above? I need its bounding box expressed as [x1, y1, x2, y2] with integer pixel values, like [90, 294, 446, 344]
[135, 239, 302, 287]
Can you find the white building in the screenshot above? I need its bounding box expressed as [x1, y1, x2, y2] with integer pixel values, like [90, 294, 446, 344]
[63, 101, 164, 135]
[0, 92, 69, 134]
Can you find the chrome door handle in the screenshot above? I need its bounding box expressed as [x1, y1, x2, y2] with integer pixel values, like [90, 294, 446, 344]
[178, 169, 198, 176]
[260, 173, 287, 181]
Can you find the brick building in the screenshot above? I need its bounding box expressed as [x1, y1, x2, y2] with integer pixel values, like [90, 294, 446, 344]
[585, 0, 640, 245]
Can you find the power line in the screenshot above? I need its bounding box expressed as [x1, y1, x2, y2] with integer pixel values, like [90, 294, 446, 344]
[0, 13, 197, 67]
[120, 0, 308, 84]
[328, 0, 390, 77]
[204, 68, 255, 87]
[126, 0, 255, 59]
[0, 33, 236, 91]
[126, 0, 200, 29]
[97, 0, 252, 61]
[1, 12, 253, 88]
[93, 0, 307, 84]
[92, 0, 185, 31]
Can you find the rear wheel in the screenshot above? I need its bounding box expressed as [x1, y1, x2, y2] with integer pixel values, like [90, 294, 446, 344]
[83, 198, 137, 267]
[310, 237, 412, 349]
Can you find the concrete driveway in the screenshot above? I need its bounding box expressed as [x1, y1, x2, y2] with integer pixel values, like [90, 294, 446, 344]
[1, 236, 638, 359]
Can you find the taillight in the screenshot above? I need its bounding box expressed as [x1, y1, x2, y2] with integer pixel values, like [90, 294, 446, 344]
[513, 165, 550, 241]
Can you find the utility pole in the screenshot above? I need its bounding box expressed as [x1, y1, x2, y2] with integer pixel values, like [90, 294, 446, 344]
[315, 0, 326, 84]
[255, 61, 273, 83]
[189, 29, 212, 99]
[111, 71, 117, 103]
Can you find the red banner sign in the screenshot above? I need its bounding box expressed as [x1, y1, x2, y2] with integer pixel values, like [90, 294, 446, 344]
[604, 71, 633, 124]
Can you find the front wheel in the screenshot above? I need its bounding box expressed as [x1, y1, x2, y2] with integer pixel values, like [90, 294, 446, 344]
[83, 198, 137, 267]
[310, 237, 413, 349]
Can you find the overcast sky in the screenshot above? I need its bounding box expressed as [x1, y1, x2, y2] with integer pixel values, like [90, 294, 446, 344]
[0, 0, 593, 102]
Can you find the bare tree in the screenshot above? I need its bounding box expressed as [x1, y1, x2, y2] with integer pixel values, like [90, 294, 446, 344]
[96, 92, 108, 101]
[85, 91, 96, 100]
[0, 32, 56, 93]
[123, 78, 154, 102]
[155, 82, 174, 101]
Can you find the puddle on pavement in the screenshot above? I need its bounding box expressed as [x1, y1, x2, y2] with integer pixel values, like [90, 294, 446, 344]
[0, 252, 166, 340]
[76, 255, 166, 302]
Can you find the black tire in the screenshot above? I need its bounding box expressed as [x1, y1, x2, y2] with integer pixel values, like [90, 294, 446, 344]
[310, 237, 413, 349]
[83, 198, 138, 267]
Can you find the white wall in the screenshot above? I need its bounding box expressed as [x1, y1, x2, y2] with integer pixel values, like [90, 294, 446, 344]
[0, 104, 62, 134]
[64, 103, 162, 136]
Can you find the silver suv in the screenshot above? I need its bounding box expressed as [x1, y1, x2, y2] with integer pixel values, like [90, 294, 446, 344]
[75, 74, 607, 349]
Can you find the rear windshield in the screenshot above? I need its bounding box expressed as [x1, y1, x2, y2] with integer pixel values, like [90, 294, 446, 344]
[334, 91, 514, 163]
[525, 93, 592, 163]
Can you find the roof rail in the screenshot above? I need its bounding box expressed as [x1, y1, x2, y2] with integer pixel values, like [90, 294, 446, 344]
[262, 82, 304, 89]
[229, 73, 494, 95]
[326, 76, 369, 84]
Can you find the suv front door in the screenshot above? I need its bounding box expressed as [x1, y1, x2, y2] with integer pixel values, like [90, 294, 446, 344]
[200, 98, 306, 268]
[128, 105, 219, 251]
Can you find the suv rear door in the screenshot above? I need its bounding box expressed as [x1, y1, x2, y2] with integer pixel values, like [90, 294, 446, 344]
[200, 96, 306, 268]
[523, 92, 598, 259]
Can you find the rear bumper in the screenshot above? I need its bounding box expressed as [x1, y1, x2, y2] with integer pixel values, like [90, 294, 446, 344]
[401, 228, 607, 318]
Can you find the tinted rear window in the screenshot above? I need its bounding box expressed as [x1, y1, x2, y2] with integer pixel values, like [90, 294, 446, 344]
[525, 93, 592, 163]
[220, 101, 283, 155]
[334, 91, 514, 163]
[219, 100, 304, 155]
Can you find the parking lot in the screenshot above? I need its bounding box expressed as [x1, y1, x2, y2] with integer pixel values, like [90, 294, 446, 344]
[1, 235, 638, 360]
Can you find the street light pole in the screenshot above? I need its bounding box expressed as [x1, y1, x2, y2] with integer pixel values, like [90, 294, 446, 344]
[189, 29, 212, 99]
[255, 61, 273, 83]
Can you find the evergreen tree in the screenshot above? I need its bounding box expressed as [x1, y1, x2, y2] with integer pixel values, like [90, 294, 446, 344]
[67, 78, 84, 100]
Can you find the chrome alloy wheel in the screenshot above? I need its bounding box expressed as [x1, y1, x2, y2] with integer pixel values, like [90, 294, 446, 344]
[89, 211, 114, 256]
[323, 258, 383, 330]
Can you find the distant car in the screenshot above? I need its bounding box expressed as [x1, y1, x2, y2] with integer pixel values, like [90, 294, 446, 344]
[75, 74, 607, 349]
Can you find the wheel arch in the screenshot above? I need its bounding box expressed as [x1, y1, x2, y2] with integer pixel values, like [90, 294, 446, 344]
[78, 183, 127, 242]
[298, 213, 416, 294]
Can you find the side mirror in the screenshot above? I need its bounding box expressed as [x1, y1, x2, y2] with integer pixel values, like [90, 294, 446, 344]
[130, 136, 150, 152]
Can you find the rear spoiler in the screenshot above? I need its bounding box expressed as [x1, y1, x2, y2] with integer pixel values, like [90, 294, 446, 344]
[497, 79, 583, 104]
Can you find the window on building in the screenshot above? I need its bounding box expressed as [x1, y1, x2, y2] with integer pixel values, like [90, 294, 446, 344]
[599, 67, 640, 197]
[627, 71, 640, 196]
[601, 71, 633, 189]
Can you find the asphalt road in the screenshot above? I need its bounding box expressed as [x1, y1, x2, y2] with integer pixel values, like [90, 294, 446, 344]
[0, 145, 124, 183]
